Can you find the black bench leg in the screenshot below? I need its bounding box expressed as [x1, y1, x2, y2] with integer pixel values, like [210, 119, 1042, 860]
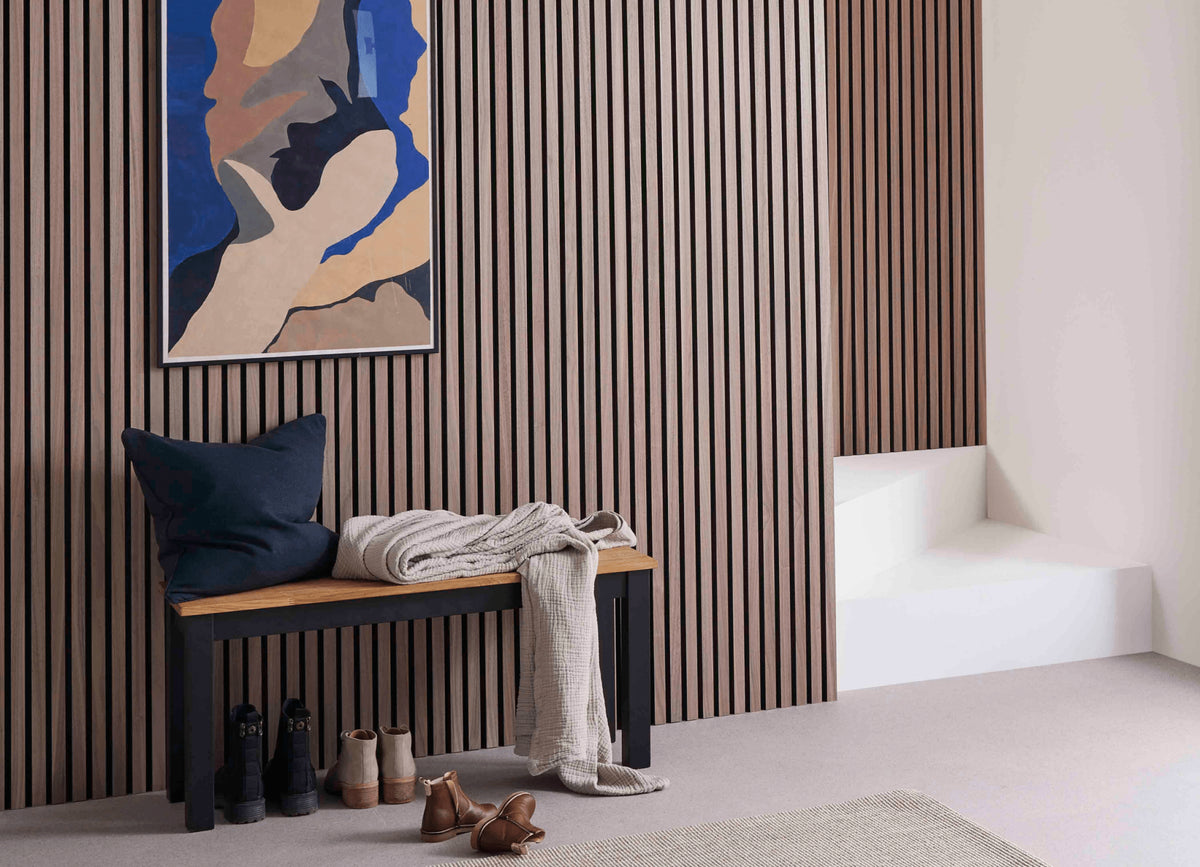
[596, 588, 618, 742]
[166, 601, 184, 803]
[618, 570, 652, 769]
[182, 614, 215, 832]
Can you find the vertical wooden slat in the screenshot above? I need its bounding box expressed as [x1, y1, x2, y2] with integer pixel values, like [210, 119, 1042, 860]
[446, 614, 463, 755]
[810, 0, 838, 699]
[913, 0, 930, 450]
[429, 617, 446, 756]
[959, 0, 976, 448]
[315, 361, 335, 761]
[265, 629, 282, 742]
[660, 0, 683, 722]
[757, 0, 781, 713]
[780, 0, 801, 709]
[395, 619, 411, 738]
[558, 0, 579, 519]
[461, 0, 483, 755]
[334, 362, 354, 734]
[923, 0, 942, 450]
[706, 0, 725, 715]
[704, 0, 730, 719]
[875, 0, 893, 455]
[47, 0, 68, 805]
[586, 0, 602, 524]
[528, 0, 547, 511]
[900, 0, 917, 451]
[799, 0, 823, 704]
[437, 0, 462, 759]
[0, 0, 8, 812]
[424, 21, 445, 764]
[634, 0, 665, 727]
[103, 0, 127, 780]
[696, 0, 719, 719]
[410, 618, 428, 757]
[888, 0, 905, 451]
[759, 0, 778, 713]
[971, 0, 985, 442]
[544, 0, 564, 512]
[301, 364, 320, 740]
[488, 0, 513, 750]
[352, 363, 372, 733]
[500, 607, 516, 747]
[127, 0, 150, 797]
[605, 0, 622, 523]
[862, 0, 878, 456]
[833, 0, 851, 457]
[936, 0, 951, 449]
[372, 359, 391, 731]
[948, 0, 963, 447]
[721, 0, 746, 718]
[7, 0, 27, 808]
[28, 0, 49, 807]
[677, 0, 701, 722]
[510, 0, 531, 515]
[746, 0, 767, 715]
[146, 0, 168, 797]
[781, 0, 805, 708]
[493, 0, 513, 518]
[824, 0, 840, 457]
[849, 0, 867, 456]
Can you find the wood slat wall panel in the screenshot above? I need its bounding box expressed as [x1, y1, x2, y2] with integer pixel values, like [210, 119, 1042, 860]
[1, 0, 835, 810]
[826, 0, 983, 456]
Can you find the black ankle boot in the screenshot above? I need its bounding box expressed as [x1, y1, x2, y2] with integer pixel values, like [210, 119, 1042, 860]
[216, 704, 267, 824]
[265, 698, 319, 816]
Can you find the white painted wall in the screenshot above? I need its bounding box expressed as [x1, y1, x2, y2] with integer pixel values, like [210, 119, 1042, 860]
[835, 447, 987, 599]
[983, 0, 1200, 664]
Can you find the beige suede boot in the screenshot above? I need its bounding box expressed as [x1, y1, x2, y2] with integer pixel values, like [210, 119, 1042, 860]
[376, 725, 417, 804]
[323, 729, 379, 808]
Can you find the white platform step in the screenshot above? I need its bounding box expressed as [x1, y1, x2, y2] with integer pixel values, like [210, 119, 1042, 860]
[837, 519, 1152, 691]
[835, 445, 986, 597]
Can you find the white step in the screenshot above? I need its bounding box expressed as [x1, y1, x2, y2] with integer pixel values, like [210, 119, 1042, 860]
[837, 520, 1152, 691]
[835, 446, 986, 597]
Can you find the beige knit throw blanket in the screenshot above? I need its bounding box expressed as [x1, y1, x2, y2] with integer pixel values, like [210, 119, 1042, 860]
[332, 502, 669, 796]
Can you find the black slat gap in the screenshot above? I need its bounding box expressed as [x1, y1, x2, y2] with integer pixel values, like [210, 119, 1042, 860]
[813, 0, 833, 699]
[2, 0, 11, 813]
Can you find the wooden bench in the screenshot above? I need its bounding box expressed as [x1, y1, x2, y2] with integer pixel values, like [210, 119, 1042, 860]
[163, 547, 657, 831]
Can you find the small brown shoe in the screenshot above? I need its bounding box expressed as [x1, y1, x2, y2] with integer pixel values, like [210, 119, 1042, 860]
[419, 770, 497, 842]
[470, 792, 546, 855]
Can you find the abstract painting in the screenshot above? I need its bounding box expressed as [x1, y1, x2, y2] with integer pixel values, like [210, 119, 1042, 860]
[162, 0, 434, 365]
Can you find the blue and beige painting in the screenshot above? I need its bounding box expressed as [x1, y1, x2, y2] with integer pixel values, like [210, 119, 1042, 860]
[165, 0, 432, 363]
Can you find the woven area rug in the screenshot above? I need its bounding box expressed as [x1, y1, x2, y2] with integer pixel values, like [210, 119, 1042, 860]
[448, 790, 1050, 866]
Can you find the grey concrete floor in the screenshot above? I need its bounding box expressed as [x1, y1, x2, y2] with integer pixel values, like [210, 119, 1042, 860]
[2, 653, 1199, 866]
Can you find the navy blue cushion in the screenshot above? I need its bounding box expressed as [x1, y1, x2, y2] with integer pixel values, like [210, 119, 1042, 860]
[121, 413, 338, 603]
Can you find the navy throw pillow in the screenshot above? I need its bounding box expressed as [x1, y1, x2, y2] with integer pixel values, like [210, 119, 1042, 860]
[121, 413, 338, 603]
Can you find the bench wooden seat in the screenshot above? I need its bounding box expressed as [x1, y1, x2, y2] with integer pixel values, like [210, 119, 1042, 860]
[171, 546, 658, 616]
[163, 546, 658, 832]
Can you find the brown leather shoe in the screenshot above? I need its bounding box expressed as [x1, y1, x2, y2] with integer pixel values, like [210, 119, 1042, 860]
[470, 792, 546, 855]
[419, 770, 497, 842]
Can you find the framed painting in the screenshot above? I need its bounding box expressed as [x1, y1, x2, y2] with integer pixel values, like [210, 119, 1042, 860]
[161, 0, 435, 365]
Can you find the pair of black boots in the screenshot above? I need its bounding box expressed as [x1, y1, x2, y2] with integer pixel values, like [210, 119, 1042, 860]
[216, 698, 318, 824]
